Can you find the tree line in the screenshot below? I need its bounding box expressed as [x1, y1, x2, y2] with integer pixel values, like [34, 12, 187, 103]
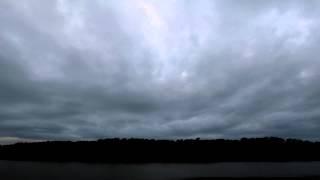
[0, 137, 320, 163]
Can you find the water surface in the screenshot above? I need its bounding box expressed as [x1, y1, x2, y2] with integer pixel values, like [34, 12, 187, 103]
[1, 161, 320, 180]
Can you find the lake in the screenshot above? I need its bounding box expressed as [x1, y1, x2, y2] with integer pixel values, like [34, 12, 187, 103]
[1, 161, 320, 180]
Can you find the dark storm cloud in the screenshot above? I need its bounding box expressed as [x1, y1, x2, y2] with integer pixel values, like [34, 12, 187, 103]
[1, 0, 320, 144]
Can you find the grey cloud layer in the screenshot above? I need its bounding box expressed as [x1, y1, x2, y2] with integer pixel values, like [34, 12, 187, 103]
[1, 0, 320, 143]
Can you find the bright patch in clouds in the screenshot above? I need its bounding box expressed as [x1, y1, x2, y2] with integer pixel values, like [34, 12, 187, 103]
[138, 0, 166, 29]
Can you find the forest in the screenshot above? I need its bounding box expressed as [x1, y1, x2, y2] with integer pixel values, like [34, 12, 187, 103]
[0, 137, 319, 163]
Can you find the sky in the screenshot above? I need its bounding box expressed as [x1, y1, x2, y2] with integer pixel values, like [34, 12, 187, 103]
[1, 0, 320, 144]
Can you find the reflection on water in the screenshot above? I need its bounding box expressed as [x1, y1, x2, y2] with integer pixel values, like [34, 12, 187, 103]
[1, 161, 320, 180]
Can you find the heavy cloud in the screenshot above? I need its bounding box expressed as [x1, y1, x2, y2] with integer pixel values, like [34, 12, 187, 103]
[1, 0, 320, 143]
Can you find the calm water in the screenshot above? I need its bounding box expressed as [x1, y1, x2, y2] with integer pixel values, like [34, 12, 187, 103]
[1, 161, 320, 180]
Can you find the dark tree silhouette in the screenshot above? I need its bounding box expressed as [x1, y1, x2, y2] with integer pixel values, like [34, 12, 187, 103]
[0, 137, 320, 163]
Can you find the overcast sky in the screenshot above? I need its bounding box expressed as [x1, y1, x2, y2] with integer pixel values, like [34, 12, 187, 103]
[1, 0, 320, 144]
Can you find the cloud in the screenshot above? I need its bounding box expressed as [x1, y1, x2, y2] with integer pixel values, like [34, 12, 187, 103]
[1, 0, 320, 143]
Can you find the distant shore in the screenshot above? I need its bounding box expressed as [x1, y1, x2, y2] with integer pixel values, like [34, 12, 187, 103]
[1, 137, 320, 163]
